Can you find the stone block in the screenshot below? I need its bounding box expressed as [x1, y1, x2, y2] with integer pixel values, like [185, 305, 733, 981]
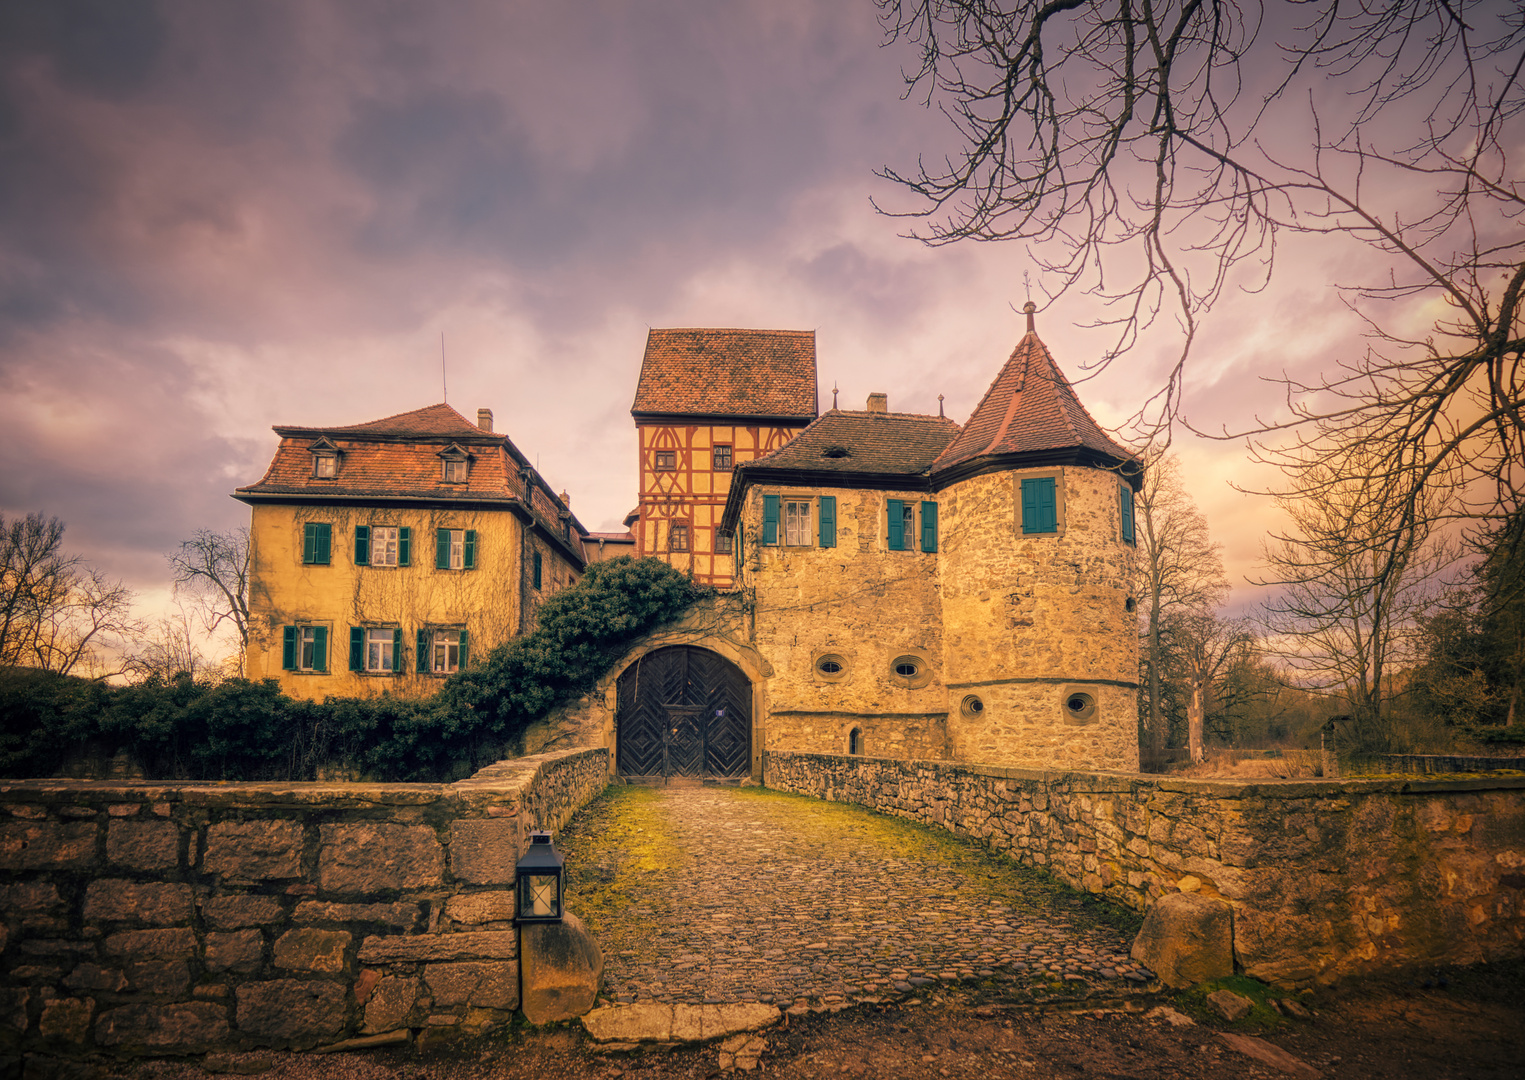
[95, 1002, 230, 1050]
[520, 912, 602, 1024]
[1207, 989, 1254, 1022]
[449, 820, 519, 884]
[292, 902, 419, 929]
[106, 820, 180, 871]
[64, 965, 127, 993]
[202, 895, 285, 929]
[204, 821, 304, 882]
[357, 931, 517, 964]
[0, 989, 28, 1033]
[235, 981, 347, 1045]
[39, 997, 93, 1042]
[1130, 893, 1235, 989]
[318, 824, 443, 893]
[205, 931, 265, 975]
[0, 882, 63, 917]
[444, 892, 516, 925]
[273, 929, 349, 974]
[83, 881, 194, 925]
[101, 928, 196, 962]
[127, 960, 192, 996]
[0, 822, 96, 870]
[421, 961, 516, 1010]
[361, 977, 419, 1034]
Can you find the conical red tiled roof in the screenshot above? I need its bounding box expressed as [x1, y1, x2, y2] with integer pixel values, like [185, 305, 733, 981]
[932, 326, 1132, 478]
[276, 403, 488, 440]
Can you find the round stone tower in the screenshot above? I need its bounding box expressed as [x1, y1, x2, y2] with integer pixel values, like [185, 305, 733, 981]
[933, 304, 1141, 771]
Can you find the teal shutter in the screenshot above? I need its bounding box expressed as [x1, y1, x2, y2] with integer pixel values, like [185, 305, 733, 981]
[458, 629, 469, 669]
[354, 525, 371, 565]
[464, 530, 476, 569]
[436, 529, 451, 569]
[920, 501, 938, 553]
[1022, 478, 1058, 534]
[282, 626, 297, 670]
[818, 496, 836, 548]
[302, 526, 316, 565]
[315, 523, 331, 564]
[417, 629, 429, 673]
[762, 495, 779, 544]
[312, 626, 328, 672]
[1121, 485, 1136, 543]
[887, 499, 905, 550]
[532, 550, 542, 589]
[398, 527, 411, 566]
[392, 628, 403, 672]
[349, 627, 364, 671]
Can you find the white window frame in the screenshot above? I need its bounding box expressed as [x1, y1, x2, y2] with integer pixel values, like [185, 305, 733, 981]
[371, 526, 399, 566]
[784, 500, 812, 546]
[432, 629, 461, 674]
[365, 628, 395, 672]
[312, 453, 337, 478]
[447, 529, 465, 569]
[442, 458, 468, 483]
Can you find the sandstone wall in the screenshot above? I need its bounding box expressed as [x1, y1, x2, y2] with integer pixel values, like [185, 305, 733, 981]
[764, 751, 1525, 987]
[0, 749, 609, 1060]
[938, 468, 1139, 772]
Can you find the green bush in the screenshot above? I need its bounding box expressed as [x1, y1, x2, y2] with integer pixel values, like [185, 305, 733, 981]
[0, 557, 704, 783]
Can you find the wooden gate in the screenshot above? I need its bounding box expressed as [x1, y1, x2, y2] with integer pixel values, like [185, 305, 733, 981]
[615, 646, 752, 781]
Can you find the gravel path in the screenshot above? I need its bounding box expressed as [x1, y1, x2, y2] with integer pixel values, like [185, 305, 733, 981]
[556, 784, 1156, 1010]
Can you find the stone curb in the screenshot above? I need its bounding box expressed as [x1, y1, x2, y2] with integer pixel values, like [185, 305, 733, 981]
[581, 1002, 780, 1045]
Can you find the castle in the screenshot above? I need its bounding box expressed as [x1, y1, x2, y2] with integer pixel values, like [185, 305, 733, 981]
[236, 306, 1141, 775]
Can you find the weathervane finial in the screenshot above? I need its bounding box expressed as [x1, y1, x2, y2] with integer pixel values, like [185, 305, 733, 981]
[938, 393, 944, 418]
[832, 382, 839, 409]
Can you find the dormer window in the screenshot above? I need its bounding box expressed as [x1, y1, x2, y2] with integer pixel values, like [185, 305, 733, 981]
[437, 443, 472, 484]
[308, 437, 341, 479]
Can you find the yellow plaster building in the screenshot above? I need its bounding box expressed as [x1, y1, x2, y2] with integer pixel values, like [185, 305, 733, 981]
[234, 403, 590, 699]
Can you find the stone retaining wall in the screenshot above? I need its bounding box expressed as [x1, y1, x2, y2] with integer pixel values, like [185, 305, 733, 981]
[1355, 753, 1525, 775]
[764, 751, 1525, 988]
[0, 748, 609, 1060]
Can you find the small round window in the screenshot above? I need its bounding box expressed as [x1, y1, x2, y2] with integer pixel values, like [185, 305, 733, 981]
[1064, 691, 1097, 723]
[889, 653, 932, 689]
[895, 660, 919, 677]
[814, 652, 849, 682]
[960, 694, 985, 719]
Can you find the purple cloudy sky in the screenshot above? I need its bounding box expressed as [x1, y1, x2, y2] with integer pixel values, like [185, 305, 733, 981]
[0, 0, 1453, 632]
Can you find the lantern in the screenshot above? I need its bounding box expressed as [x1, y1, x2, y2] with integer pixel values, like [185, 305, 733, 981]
[515, 830, 564, 923]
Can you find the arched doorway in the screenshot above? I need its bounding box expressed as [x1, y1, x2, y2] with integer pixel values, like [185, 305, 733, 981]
[615, 646, 752, 781]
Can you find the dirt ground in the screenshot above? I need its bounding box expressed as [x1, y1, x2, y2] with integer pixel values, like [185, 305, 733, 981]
[105, 961, 1524, 1080]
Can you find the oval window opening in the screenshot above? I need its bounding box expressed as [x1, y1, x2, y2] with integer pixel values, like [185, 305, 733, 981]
[960, 694, 985, 719]
[819, 660, 843, 674]
[1064, 691, 1097, 722]
[895, 662, 919, 677]
[815, 653, 849, 681]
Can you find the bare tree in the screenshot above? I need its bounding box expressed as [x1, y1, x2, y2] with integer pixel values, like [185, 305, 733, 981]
[1135, 453, 1227, 765]
[128, 602, 216, 684]
[877, 1, 1524, 580]
[0, 513, 72, 666]
[1163, 610, 1254, 762]
[168, 528, 250, 674]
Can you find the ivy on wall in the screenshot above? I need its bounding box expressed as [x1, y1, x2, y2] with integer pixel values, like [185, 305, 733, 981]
[0, 557, 706, 783]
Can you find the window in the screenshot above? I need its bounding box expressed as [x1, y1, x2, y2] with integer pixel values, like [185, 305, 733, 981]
[1064, 691, 1097, 724]
[281, 626, 328, 672]
[960, 694, 985, 719]
[313, 453, 337, 478]
[357, 525, 410, 567]
[532, 550, 543, 589]
[814, 652, 849, 682]
[654, 450, 676, 471]
[714, 532, 733, 555]
[848, 728, 862, 755]
[435, 528, 476, 570]
[784, 501, 811, 545]
[442, 458, 468, 483]
[670, 523, 690, 552]
[1021, 476, 1059, 534]
[713, 445, 733, 471]
[302, 523, 331, 565]
[889, 652, 933, 689]
[350, 627, 401, 673]
[1120, 483, 1136, 544]
[417, 628, 469, 674]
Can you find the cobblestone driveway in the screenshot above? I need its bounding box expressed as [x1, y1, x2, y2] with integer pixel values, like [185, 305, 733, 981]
[556, 784, 1155, 1010]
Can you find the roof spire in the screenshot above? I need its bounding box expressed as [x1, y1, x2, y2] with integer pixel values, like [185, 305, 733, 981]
[1023, 300, 1037, 334]
[832, 381, 839, 409]
[938, 393, 945, 418]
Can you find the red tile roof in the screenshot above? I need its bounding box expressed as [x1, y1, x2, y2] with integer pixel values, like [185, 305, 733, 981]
[276, 402, 491, 440]
[932, 330, 1133, 476]
[742, 409, 960, 478]
[632, 329, 818, 419]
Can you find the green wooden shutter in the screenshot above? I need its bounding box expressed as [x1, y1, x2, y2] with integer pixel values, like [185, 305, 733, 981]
[316, 523, 331, 565]
[301, 526, 316, 565]
[818, 496, 836, 548]
[392, 628, 403, 672]
[761, 494, 779, 544]
[1021, 478, 1058, 534]
[398, 527, 411, 566]
[458, 629, 469, 669]
[1037, 478, 1057, 532]
[436, 529, 451, 569]
[921, 501, 938, 553]
[282, 626, 297, 670]
[312, 626, 328, 672]
[1121, 485, 1135, 543]
[463, 530, 476, 569]
[887, 499, 905, 550]
[417, 629, 429, 673]
[354, 525, 370, 565]
[532, 550, 542, 589]
[349, 627, 364, 671]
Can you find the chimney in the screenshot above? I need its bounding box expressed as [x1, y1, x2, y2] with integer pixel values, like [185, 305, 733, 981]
[559, 489, 571, 508]
[866, 392, 888, 413]
[477, 408, 493, 432]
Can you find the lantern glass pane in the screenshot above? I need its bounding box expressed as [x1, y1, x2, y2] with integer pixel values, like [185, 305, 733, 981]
[526, 874, 559, 917]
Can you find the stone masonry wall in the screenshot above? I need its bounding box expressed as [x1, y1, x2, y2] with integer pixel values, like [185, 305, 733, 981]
[765, 751, 1525, 988]
[0, 748, 609, 1061]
